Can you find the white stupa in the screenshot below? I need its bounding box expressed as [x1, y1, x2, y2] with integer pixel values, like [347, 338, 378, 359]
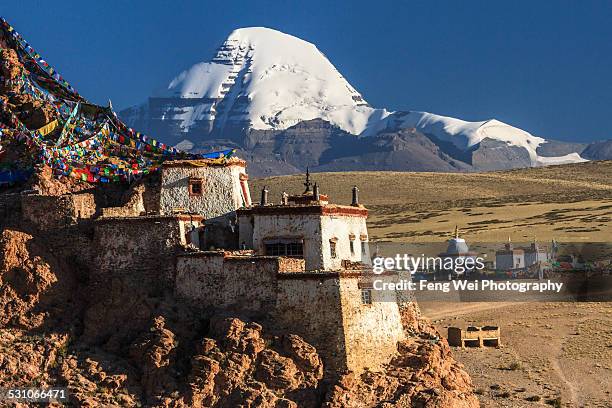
[444, 226, 471, 255]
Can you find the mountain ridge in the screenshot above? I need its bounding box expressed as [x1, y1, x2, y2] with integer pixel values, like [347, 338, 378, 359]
[120, 26, 606, 176]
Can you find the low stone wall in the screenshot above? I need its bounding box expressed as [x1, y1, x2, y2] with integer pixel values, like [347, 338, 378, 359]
[21, 193, 96, 230]
[91, 215, 184, 291]
[175, 252, 301, 311]
[277, 257, 305, 273]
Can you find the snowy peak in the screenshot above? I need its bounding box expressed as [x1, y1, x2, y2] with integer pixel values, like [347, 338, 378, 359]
[156, 26, 369, 133]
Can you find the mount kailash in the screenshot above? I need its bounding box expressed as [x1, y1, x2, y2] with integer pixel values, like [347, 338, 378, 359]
[121, 27, 609, 176]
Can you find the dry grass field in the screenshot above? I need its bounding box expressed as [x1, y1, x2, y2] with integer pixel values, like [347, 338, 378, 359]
[421, 301, 612, 408]
[251, 161, 612, 243]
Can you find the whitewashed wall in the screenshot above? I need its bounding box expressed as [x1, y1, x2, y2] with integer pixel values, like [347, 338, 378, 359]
[248, 213, 324, 270]
[240, 211, 370, 271]
[320, 215, 370, 270]
[159, 164, 247, 218]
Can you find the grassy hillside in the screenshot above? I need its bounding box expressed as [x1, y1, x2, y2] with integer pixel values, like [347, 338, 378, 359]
[251, 161, 612, 243]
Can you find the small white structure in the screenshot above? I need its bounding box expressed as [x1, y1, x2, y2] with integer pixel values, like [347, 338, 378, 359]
[524, 241, 549, 266]
[437, 226, 479, 277]
[159, 157, 251, 217]
[496, 238, 525, 271]
[496, 238, 549, 271]
[238, 177, 370, 271]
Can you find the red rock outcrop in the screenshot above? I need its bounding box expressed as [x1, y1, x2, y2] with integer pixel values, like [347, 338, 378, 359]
[0, 229, 78, 329]
[323, 333, 478, 408]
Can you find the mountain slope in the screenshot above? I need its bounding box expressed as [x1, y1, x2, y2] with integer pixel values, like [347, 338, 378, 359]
[121, 26, 592, 173]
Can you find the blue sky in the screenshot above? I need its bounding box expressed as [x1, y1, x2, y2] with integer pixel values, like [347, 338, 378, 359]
[4, 1, 612, 142]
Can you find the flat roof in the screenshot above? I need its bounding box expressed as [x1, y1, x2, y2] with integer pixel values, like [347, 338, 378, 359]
[162, 157, 246, 168]
[237, 203, 368, 217]
[96, 213, 205, 222]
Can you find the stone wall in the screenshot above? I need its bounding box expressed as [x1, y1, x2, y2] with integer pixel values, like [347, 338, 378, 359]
[21, 193, 96, 230]
[175, 252, 298, 311]
[201, 213, 238, 250]
[142, 174, 161, 213]
[159, 163, 247, 218]
[82, 215, 188, 345]
[273, 272, 405, 377]
[91, 215, 184, 291]
[273, 275, 348, 376]
[338, 274, 405, 373]
[99, 178, 162, 217]
[174, 253, 404, 376]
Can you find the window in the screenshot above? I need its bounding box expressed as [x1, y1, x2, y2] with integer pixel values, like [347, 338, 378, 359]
[189, 178, 203, 196]
[349, 240, 355, 255]
[264, 241, 303, 258]
[286, 242, 303, 257]
[360, 234, 368, 257]
[330, 240, 337, 259]
[361, 289, 372, 305]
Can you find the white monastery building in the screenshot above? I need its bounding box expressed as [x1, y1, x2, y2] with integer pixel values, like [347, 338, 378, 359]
[237, 171, 370, 271]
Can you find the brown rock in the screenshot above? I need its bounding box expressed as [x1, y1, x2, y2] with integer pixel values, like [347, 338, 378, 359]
[255, 349, 300, 390]
[186, 355, 220, 407]
[210, 317, 266, 357]
[282, 334, 323, 375]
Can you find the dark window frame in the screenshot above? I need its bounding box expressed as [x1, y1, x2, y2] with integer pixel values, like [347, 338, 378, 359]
[361, 289, 372, 305]
[189, 178, 204, 196]
[264, 242, 304, 258]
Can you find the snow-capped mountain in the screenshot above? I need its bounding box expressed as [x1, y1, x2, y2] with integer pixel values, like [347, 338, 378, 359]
[121, 26, 592, 175]
[153, 27, 372, 134]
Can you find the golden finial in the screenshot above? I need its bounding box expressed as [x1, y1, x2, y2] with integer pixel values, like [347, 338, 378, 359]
[454, 225, 459, 239]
